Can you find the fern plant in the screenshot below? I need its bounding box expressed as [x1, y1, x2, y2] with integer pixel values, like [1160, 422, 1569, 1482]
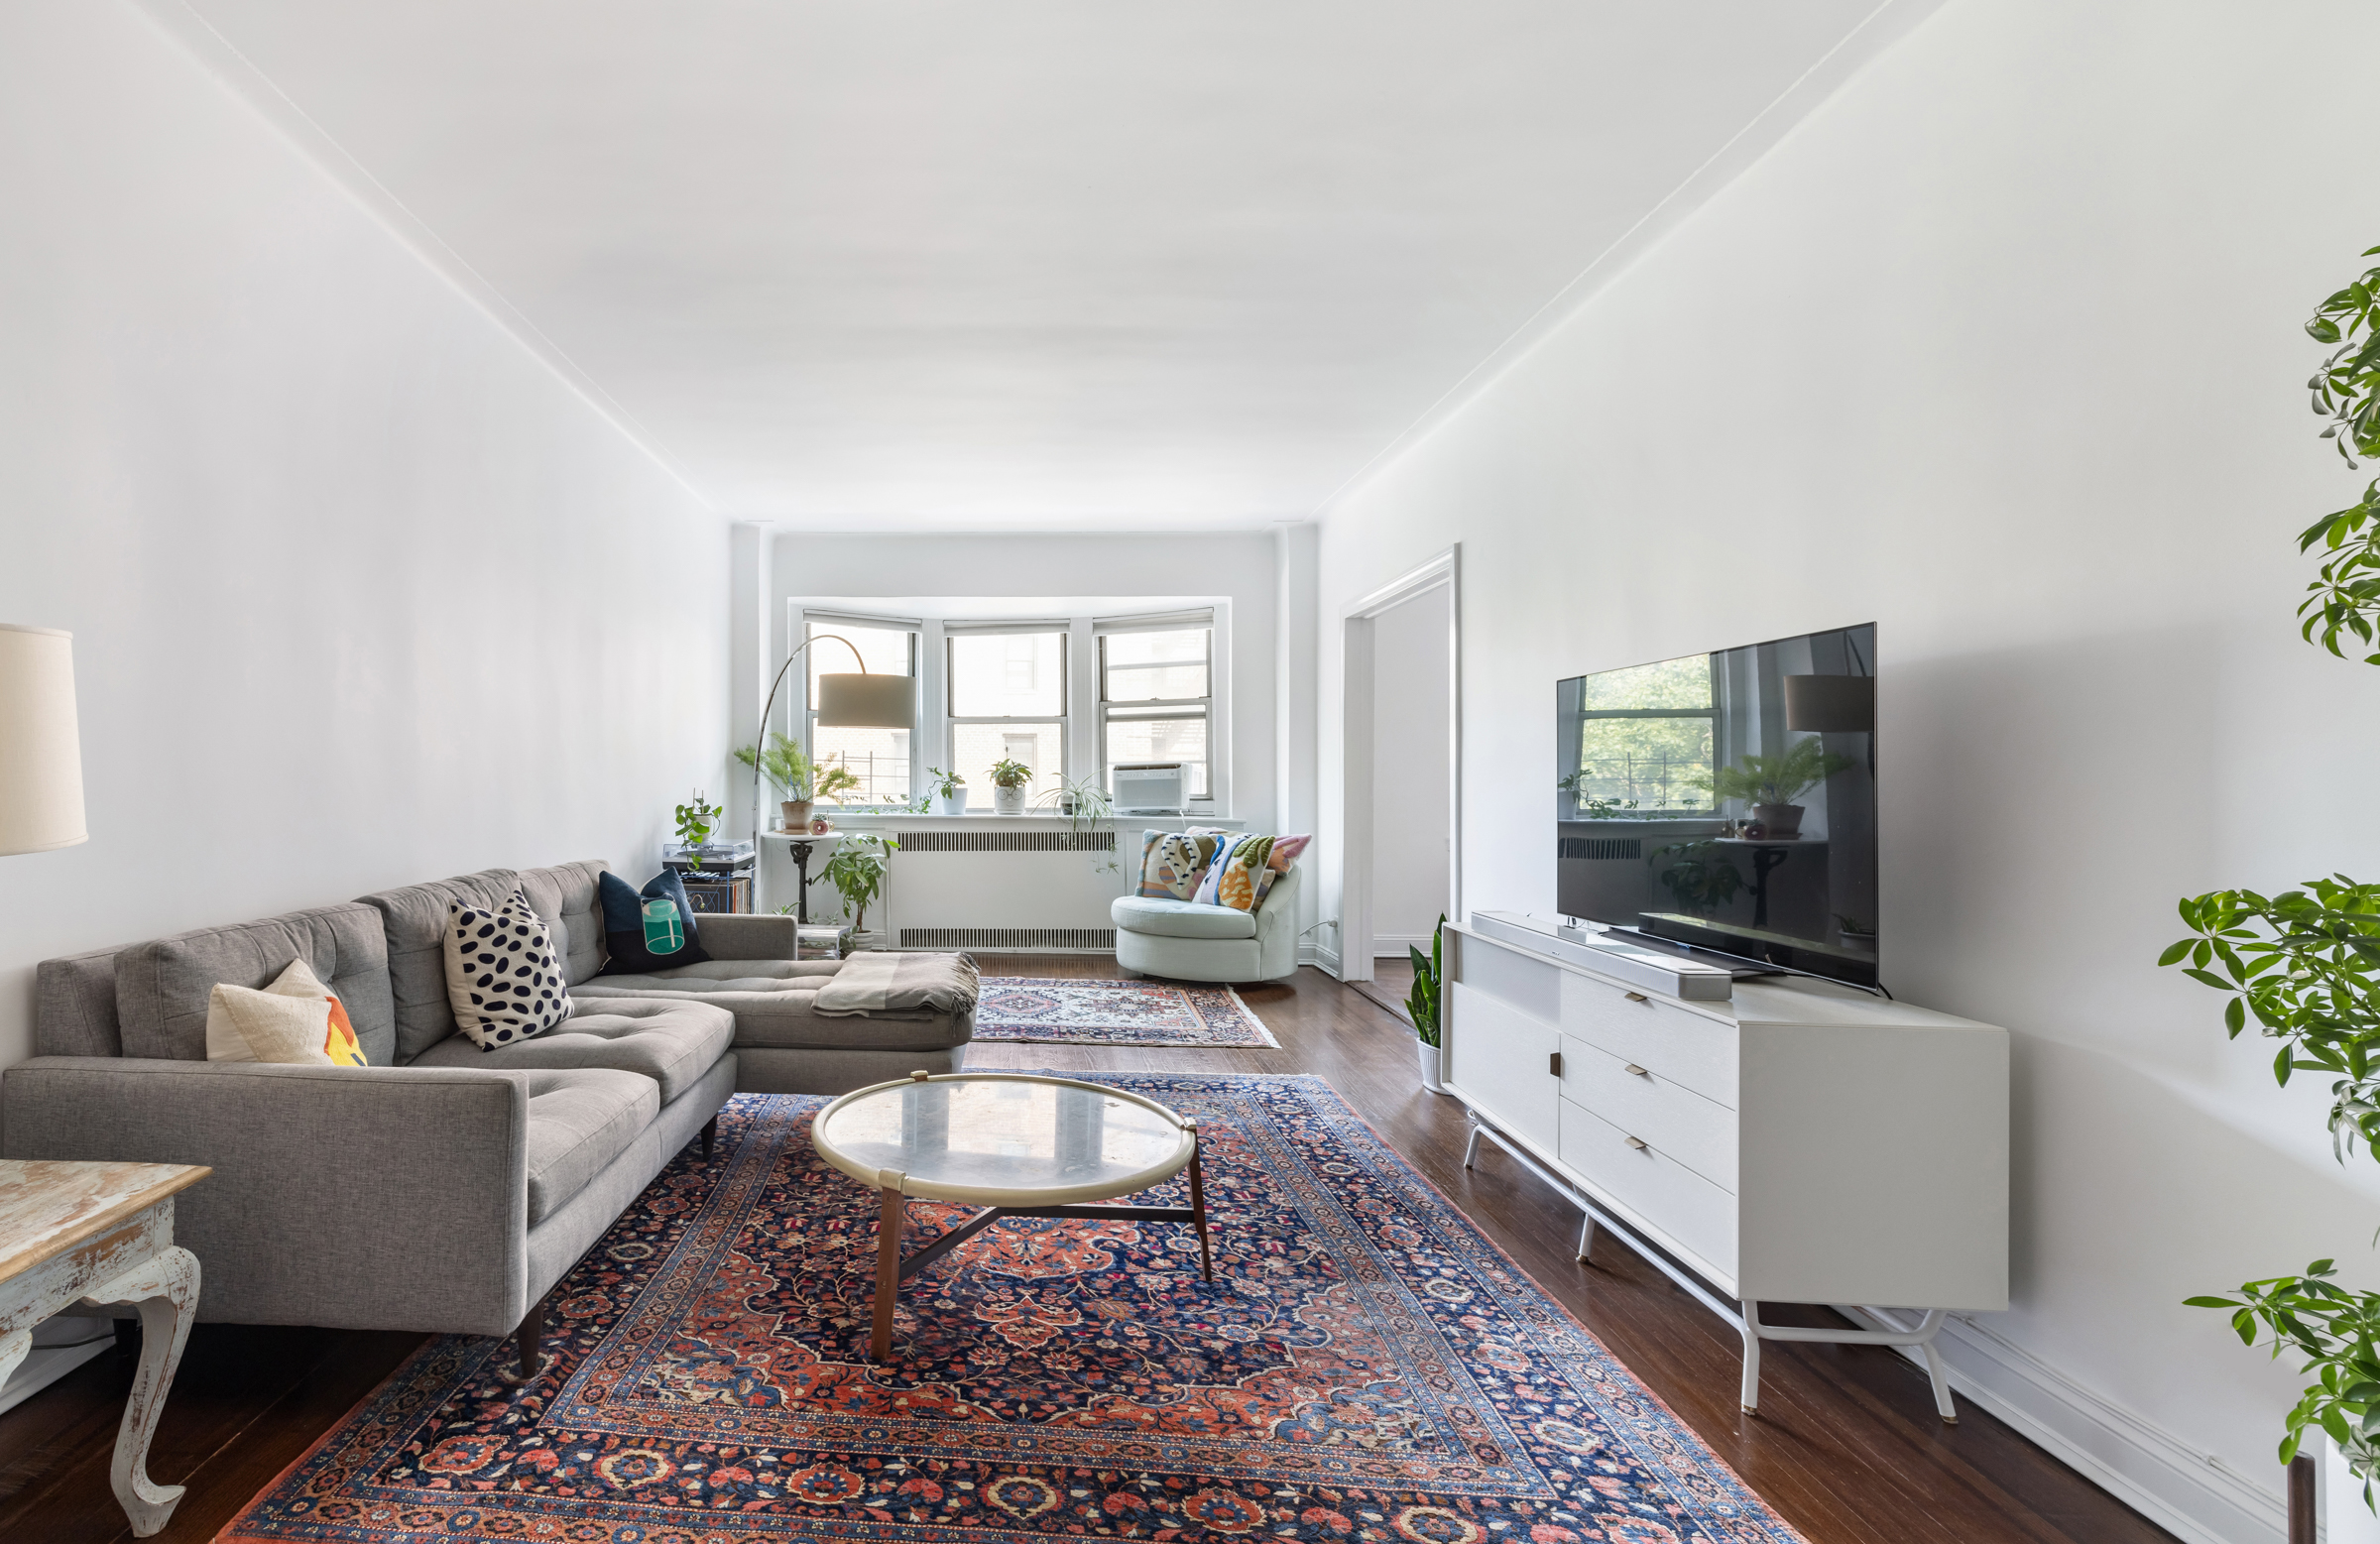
[1691, 737, 1851, 806]
[734, 733, 814, 801]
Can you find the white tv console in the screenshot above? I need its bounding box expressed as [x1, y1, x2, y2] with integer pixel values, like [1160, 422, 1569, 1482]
[1443, 913, 2009, 1418]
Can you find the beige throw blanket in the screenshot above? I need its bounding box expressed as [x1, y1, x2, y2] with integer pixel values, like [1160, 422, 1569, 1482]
[812, 950, 981, 1017]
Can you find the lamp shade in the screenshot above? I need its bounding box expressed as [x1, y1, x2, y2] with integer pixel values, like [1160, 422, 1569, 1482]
[0, 624, 87, 855]
[1782, 673, 1874, 734]
[816, 672, 914, 731]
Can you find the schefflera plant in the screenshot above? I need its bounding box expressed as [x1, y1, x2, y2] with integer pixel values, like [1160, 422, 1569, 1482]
[2163, 246, 2380, 1505]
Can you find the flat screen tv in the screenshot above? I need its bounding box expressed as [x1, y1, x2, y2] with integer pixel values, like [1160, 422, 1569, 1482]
[1555, 623, 1876, 988]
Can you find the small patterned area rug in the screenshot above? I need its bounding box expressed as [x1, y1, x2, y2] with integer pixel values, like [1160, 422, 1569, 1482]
[972, 977, 1281, 1048]
[218, 1078, 1801, 1544]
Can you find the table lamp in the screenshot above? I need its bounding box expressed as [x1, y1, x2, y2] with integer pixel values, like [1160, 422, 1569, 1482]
[0, 625, 86, 856]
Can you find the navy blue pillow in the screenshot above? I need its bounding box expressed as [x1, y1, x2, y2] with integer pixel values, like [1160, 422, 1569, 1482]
[597, 869, 714, 976]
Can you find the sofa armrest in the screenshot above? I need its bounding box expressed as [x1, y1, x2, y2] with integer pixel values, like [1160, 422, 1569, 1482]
[1, 1057, 532, 1336]
[693, 913, 799, 961]
[1254, 865, 1305, 979]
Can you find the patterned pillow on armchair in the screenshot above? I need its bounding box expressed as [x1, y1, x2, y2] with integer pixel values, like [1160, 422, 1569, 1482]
[1192, 832, 1280, 911]
[1137, 831, 1220, 900]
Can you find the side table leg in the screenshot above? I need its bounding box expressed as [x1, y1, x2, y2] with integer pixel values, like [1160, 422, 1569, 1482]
[872, 1187, 904, 1363]
[1185, 1122, 1214, 1283]
[79, 1246, 200, 1537]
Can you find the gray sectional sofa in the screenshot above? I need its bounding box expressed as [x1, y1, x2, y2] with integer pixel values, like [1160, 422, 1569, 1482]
[1, 858, 974, 1377]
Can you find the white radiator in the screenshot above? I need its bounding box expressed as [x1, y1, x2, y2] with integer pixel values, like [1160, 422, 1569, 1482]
[879, 829, 1134, 952]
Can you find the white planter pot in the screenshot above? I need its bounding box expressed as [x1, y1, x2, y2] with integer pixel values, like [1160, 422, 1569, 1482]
[1417, 1037, 1445, 1094]
[845, 930, 882, 953]
[992, 784, 1028, 816]
[937, 791, 967, 817]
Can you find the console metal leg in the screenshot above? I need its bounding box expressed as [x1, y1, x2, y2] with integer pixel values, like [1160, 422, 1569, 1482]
[1462, 1115, 1484, 1170]
[1575, 1210, 1596, 1263]
[1739, 1299, 1763, 1413]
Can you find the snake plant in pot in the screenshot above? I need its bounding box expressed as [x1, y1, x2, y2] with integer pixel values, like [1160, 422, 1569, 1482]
[2162, 245, 2380, 1529]
[1410, 915, 1446, 1094]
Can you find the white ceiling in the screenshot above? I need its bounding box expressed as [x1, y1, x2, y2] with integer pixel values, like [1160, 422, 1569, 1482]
[176, 0, 1883, 529]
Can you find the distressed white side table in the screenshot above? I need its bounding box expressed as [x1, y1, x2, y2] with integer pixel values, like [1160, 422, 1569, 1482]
[0, 1159, 208, 1537]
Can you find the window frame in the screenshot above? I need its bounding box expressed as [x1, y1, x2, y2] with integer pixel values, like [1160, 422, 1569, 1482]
[1096, 621, 1215, 807]
[790, 611, 921, 810]
[945, 623, 1069, 808]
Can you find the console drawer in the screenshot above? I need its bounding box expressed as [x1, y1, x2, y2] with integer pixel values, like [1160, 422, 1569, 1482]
[1560, 972, 1737, 1107]
[1559, 1034, 1736, 1192]
[1559, 1099, 1738, 1283]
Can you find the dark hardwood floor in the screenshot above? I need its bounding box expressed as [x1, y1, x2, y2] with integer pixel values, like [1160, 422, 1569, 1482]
[0, 959, 2170, 1544]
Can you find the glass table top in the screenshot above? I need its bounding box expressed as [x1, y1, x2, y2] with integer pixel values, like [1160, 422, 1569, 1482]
[810, 1074, 1194, 1205]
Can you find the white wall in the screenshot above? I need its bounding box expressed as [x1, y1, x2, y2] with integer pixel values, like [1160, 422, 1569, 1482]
[759, 532, 1280, 825]
[1369, 585, 1450, 949]
[1315, 0, 2380, 1538]
[0, 0, 728, 1076]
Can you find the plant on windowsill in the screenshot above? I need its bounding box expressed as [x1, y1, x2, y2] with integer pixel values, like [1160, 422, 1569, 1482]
[1409, 914, 1446, 1094]
[735, 733, 815, 830]
[989, 757, 1032, 816]
[1037, 775, 1120, 875]
[814, 760, 864, 805]
[925, 767, 967, 816]
[820, 834, 897, 949]
[1688, 737, 1851, 839]
[2162, 246, 2380, 1521]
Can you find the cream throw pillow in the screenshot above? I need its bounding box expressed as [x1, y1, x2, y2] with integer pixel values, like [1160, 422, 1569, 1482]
[205, 958, 369, 1066]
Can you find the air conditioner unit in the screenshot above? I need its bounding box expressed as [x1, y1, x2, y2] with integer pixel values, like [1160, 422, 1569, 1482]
[1113, 763, 1186, 816]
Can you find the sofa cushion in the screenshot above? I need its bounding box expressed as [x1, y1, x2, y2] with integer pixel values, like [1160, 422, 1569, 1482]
[443, 889, 572, 1050]
[517, 860, 611, 987]
[595, 869, 713, 977]
[520, 1068, 658, 1226]
[205, 959, 369, 1067]
[411, 998, 733, 1104]
[115, 902, 396, 1064]
[1112, 895, 1259, 940]
[574, 963, 972, 1051]
[358, 869, 519, 1062]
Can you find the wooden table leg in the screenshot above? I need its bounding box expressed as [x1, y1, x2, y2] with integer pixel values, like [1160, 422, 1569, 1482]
[872, 1187, 904, 1363]
[78, 1246, 200, 1538]
[1185, 1121, 1214, 1283]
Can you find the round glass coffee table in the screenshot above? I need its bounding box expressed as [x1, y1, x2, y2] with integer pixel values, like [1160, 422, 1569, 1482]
[810, 1071, 1215, 1363]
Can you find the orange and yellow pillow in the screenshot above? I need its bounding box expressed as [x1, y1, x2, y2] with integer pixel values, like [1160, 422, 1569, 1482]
[204, 958, 368, 1066]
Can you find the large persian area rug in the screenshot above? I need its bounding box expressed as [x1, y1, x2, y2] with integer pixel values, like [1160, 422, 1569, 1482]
[218, 1078, 1801, 1544]
[971, 978, 1281, 1048]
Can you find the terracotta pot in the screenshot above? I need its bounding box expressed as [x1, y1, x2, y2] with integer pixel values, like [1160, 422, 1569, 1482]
[1417, 1037, 1446, 1094]
[992, 784, 1028, 816]
[781, 800, 812, 831]
[1750, 802, 1804, 837]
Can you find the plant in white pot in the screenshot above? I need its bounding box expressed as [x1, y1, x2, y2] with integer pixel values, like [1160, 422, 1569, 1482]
[924, 767, 967, 816]
[989, 757, 1032, 816]
[1409, 915, 1447, 1094]
[1691, 737, 1850, 838]
[734, 733, 814, 831]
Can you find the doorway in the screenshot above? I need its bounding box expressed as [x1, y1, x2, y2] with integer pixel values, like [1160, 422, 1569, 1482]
[1338, 547, 1459, 988]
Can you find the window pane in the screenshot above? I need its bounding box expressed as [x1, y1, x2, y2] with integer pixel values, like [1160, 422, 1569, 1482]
[950, 632, 1064, 717]
[1580, 653, 1711, 712]
[807, 623, 912, 713]
[1104, 662, 1209, 703]
[1574, 716, 1713, 813]
[953, 722, 1064, 808]
[1106, 710, 1209, 797]
[1104, 630, 1209, 702]
[811, 727, 909, 804]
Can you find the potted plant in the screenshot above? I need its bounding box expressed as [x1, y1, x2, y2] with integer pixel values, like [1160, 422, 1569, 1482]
[814, 760, 863, 804]
[989, 757, 1032, 816]
[672, 789, 722, 873]
[2162, 245, 2380, 1535]
[734, 733, 815, 830]
[820, 834, 898, 950]
[1690, 737, 1851, 838]
[924, 767, 967, 816]
[1409, 914, 1447, 1094]
[1037, 775, 1121, 876]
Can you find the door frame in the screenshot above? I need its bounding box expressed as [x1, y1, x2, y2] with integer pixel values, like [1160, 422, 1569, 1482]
[1339, 544, 1460, 983]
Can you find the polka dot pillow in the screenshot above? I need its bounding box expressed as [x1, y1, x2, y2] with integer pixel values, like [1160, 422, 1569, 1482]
[442, 888, 572, 1050]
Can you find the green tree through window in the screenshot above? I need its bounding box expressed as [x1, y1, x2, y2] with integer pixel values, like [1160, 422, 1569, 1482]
[1569, 654, 1716, 814]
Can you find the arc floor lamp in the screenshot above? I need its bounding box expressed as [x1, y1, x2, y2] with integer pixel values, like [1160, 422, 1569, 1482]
[0, 624, 87, 858]
[749, 633, 915, 844]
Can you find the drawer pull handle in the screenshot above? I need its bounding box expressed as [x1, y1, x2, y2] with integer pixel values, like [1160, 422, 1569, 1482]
[1623, 1135, 1648, 1151]
[1549, 1051, 1564, 1078]
[1623, 1063, 1648, 1077]
[1624, 991, 1649, 1003]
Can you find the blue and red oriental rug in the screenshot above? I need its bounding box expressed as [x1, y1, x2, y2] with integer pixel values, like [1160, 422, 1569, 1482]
[217, 1076, 1801, 1544]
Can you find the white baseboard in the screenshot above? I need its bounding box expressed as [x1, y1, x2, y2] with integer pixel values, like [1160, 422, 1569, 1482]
[1313, 943, 1343, 976]
[1841, 1308, 2285, 1544]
